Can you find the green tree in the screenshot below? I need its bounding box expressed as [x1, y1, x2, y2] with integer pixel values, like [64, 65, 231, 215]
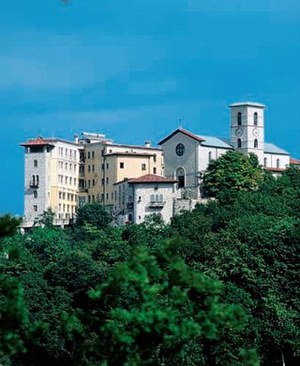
[82, 245, 246, 365]
[75, 202, 112, 229]
[202, 151, 263, 199]
[0, 214, 21, 239]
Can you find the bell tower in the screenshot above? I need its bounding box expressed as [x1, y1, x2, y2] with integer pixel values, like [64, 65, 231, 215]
[229, 102, 265, 165]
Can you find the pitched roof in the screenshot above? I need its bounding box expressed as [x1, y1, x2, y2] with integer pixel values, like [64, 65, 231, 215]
[20, 137, 54, 147]
[158, 128, 205, 145]
[128, 174, 177, 184]
[264, 143, 289, 155]
[200, 136, 233, 149]
[290, 157, 300, 165]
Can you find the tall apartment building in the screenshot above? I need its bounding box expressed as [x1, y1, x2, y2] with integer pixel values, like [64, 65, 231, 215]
[78, 133, 164, 211]
[21, 133, 164, 226]
[20, 137, 82, 228]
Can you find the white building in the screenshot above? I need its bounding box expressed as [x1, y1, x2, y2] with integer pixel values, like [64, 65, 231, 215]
[113, 174, 177, 225]
[20, 137, 82, 228]
[159, 102, 291, 199]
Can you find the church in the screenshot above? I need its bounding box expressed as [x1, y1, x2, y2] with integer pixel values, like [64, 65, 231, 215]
[158, 102, 291, 199]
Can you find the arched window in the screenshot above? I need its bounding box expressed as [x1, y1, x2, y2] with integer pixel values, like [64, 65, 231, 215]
[237, 138, 242, 148]
[254, 112, 258, 126]
[150, 194, 155, 202]
[254, 139, 258, 148]
[176, 167, 185, 188]
[276, 159, 280, 168]
[128, 213, 133, 222]
[237, 112, 242, 126]
[264, 157, 267, 167]
[33, 190, 38, 199]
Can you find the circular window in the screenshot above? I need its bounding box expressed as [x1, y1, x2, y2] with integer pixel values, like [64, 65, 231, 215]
[175, 143, 185, 156]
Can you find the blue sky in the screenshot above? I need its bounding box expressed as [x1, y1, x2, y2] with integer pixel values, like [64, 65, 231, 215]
[0, 0, 299, 215]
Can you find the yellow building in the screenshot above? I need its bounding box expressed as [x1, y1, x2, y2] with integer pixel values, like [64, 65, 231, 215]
[79, 133, 164, 210]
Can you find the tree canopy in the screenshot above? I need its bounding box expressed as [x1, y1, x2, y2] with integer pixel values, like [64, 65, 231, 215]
[0, 167, 299, 365]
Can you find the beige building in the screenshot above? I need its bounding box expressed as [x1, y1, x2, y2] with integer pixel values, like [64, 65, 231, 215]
[113, 174, 177, 225]
[79, 133, 164, 211]
[21, 137, 82, 228]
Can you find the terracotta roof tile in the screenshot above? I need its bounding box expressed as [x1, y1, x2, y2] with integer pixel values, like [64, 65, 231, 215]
[265, 167, 286, 172]
[158, 127, 205, 145]
[290, 157, 300, 165]
[20, 137, 53, 147]
[128, 174, 177, 184]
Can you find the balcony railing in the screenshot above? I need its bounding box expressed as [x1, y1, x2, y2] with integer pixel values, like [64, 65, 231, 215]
[29, 180, 39, 188]
[149, 201, 165, 208]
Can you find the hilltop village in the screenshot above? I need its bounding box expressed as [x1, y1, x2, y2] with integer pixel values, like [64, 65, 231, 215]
[21, 102, 299, 227]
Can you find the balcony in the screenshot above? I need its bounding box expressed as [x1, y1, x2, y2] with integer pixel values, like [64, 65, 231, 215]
[29, 180, 39, 188]
[148, 201, 165, 208]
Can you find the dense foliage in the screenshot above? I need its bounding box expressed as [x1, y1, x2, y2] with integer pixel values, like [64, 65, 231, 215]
[0, 166, 299, 365]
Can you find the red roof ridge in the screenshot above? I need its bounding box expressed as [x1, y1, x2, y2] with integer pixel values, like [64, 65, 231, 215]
[20, 137, 53, 147]
[158, 127, 205, 145]
[290, 157, 300, 165]
[128, 174, 177, 184]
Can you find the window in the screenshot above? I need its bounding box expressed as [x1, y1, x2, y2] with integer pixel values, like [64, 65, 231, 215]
[153, 154, 157, 163]
[65, 163, 68, 170]
[88, 152, 91, 159]
[175, 143, 185, 156]
[141, 163, 146, 171]
[276, 159, 280, 168]
[34, 159, 38, 167]
[176, 167, 185, 188]
[33, 190, 38, 199]
[92, 179, 95, 186]
[88, 165, 91, 172]
[63, 193, 66, 200]
[120, 162, 124, 169]
[254, 112, 258, 126]
[92, 165, 95, 172]
[106, 163, 109, 169]
[153, 167, 157, 174]
[264, 157, 267, 167]
[33, 205, 38, 212]
[150, 194, 155, 202]
[208, 151, 212, 162]
[106, 177, 109, 184]
[237, 138, 242, 148]
[70, 177, 73, 185]
[237, 112, 242, 126]
[106, 193, 109, 200]
[254, 139, 258, 148]
[101, 178, 104, 185]
[92, 151, 95, 159]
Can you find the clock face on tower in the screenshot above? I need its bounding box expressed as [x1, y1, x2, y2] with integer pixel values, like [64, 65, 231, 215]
[235, 128, 243, 137]
[175, 143, 185, 156]
[253, 128, 259, 137]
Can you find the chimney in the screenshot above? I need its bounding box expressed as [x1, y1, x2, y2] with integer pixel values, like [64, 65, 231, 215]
[145, 140, 151, 148]
[74, 135, 79, 144]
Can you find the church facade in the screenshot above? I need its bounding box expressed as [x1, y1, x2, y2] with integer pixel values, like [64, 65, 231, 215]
[158, 102, 291, 199]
